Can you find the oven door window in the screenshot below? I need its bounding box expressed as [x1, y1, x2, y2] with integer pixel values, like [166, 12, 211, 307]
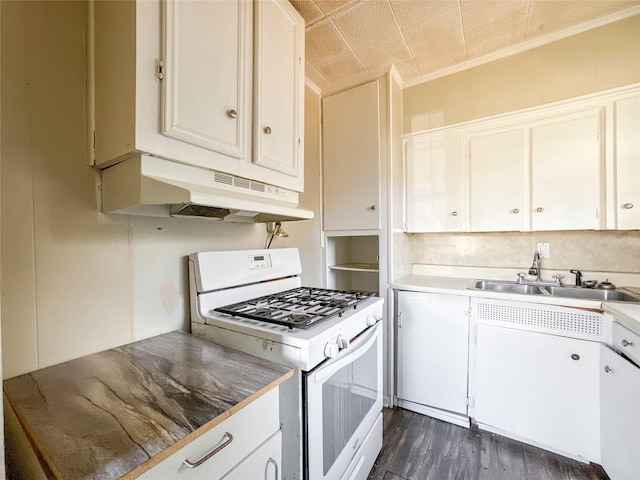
[305, 322, 383, 480]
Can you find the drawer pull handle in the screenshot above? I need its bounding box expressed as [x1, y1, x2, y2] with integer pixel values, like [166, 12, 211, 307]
[622, 339, 634, 347]
[267, 458, 279, 479]
[183, 432, 233, 468]
[623, 203, 634, 210]
[570, 353, 580, 361]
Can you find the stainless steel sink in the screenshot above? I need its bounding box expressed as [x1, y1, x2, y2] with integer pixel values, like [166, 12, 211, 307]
[471, 280, 546, 295]
[470, 280, 640, 303]
[543, 286, 640, 302]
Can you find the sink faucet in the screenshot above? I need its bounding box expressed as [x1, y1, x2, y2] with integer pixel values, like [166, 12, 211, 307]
[528, 251, 541, 281]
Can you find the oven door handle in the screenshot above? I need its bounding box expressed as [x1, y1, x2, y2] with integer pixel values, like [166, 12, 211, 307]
[313, 323, 380, 384]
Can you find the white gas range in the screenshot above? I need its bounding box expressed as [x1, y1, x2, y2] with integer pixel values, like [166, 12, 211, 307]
[189, 248, 384, 480]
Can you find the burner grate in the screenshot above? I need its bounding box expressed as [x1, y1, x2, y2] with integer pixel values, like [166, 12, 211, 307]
[214, 287, 374, 329]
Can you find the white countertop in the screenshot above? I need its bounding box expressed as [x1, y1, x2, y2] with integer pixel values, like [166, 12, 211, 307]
[392, 274, 640, 331]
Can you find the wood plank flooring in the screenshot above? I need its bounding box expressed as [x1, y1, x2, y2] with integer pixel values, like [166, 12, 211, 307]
[367, 408, 609, 480]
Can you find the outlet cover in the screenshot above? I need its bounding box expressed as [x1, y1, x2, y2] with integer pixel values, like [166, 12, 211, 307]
[537, 243, 550, 258]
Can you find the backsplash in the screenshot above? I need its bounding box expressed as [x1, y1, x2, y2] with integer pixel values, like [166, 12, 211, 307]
[411, 230, 640, 274]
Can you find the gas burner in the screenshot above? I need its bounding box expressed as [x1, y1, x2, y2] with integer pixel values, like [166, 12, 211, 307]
[326, 299, 349, 308]
[289, 313, 312, 325]
[215, 287, 374, 329]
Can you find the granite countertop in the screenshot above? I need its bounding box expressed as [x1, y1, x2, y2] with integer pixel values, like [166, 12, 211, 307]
[3, 331, 293, 479]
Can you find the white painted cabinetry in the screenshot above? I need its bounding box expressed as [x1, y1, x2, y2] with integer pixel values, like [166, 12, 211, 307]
[530, 110, 603, 231]
[92, 0, 304, 192]
[600, 344, 640, 480]
[405, 84, 637, 232]
[404, 131, 465, 232]
[468, 128, 525, 231]
[472, 323, 600, 461]
[396, 291, 470, 426]
[322, 80, 381, 231]
[139, 388, 281, 479]
[612, 95, 640, 230]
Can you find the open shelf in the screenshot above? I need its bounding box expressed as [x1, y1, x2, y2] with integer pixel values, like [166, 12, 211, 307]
[329, 262, 379, 273]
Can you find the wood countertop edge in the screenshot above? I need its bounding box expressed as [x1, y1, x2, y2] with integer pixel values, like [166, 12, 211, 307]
[119, 367, 293, 479]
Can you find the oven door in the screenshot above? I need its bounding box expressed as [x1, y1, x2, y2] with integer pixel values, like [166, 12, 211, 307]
[304, 321, 383, 480]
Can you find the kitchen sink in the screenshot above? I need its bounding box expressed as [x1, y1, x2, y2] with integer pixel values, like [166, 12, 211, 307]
[470, 280, 640, 303]
[543, 286, 640, 302]
[471, 280, 546, 295]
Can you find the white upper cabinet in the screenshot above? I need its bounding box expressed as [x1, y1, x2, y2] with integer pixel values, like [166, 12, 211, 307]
[161, 0, 250, 160]
[404, 131, 465, 232]
[253, 0, 304, 179]
[613, 95, 640, 230]
[322, 80, 381, 231]
[406, 84, 637, 232]
[530, 110, 603, 231]
[92, 0, 304, 192]
[468, 128, 525, 232]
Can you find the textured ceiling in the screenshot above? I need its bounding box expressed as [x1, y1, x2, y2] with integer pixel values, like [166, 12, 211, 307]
[289, 0, 640, 90]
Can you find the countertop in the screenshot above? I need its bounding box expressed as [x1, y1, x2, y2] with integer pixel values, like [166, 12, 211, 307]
[3, 330, 293, 479]
[393, 274, 640, 331]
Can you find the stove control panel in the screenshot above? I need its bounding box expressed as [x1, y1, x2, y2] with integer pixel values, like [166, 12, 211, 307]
[248, 254, 272, 269]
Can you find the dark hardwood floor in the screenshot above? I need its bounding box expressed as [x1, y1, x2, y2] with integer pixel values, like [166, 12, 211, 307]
[367, 408, 609, 480]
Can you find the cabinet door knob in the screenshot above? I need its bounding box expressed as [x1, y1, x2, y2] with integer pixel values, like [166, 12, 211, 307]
[623, 203, 634, 210]
[226, 109, 238, 119]
[263, 126, 272, 134]
[570, 353, 580, 361]
[536, 207, 544, 213]
[622, 339, 634, 347]
[451, 211, 458, 216]
[370, 205, 376, 211]
[512, 208, 520, 214]
[604, 365, 612, 373]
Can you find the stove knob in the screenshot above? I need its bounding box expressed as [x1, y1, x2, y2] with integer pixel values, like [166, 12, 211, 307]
[366, 311, 382, 326]
[324, 342, 339, 359]
[337, 334, 350, 349]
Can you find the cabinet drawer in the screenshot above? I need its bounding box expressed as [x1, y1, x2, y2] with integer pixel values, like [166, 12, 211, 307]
[613, 322, 640, 366]
[223, 431, 282, 480]
[139, 387, 279, 479]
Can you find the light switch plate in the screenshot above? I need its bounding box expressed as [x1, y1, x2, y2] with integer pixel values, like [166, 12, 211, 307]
[537, 242, 550, 258]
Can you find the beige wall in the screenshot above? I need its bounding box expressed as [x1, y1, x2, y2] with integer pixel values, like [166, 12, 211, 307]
[403, 15, 640, 133]
[401, 15, 640, 280]
[0, 2, 322, 379]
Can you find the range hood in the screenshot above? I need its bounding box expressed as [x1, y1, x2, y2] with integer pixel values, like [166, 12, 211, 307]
[101, 154, 315, 223]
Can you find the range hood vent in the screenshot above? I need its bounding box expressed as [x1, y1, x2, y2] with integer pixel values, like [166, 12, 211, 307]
[101, 154, 315, 223]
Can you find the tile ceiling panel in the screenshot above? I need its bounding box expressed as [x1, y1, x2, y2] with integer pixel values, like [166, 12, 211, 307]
[460, 0, 529, 58]
[289, 0, 640, 89]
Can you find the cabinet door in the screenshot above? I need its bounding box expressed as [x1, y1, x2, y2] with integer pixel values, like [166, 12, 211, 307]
[322, 80, 381, 231]
[531, 111, 603, 230]
[468, 128, 525, 232]
[396, 291, 469, 415]
[223, 431, 282, 480]
[473, 324, 600, 461]
[162, 0, 250, 160]
[600, 346, 640, 480]
[614, 95, 640, 230]
[405, 132, 464, 232]
[253, 0, 304, 184]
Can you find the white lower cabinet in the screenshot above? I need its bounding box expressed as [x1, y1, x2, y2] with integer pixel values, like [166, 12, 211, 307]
[223, 431, 282, 480]
[139, 388, 280, 479]
[600, 344, 640, 480]
[471, 323, 600, 461]
[396, 291, 470, 424]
